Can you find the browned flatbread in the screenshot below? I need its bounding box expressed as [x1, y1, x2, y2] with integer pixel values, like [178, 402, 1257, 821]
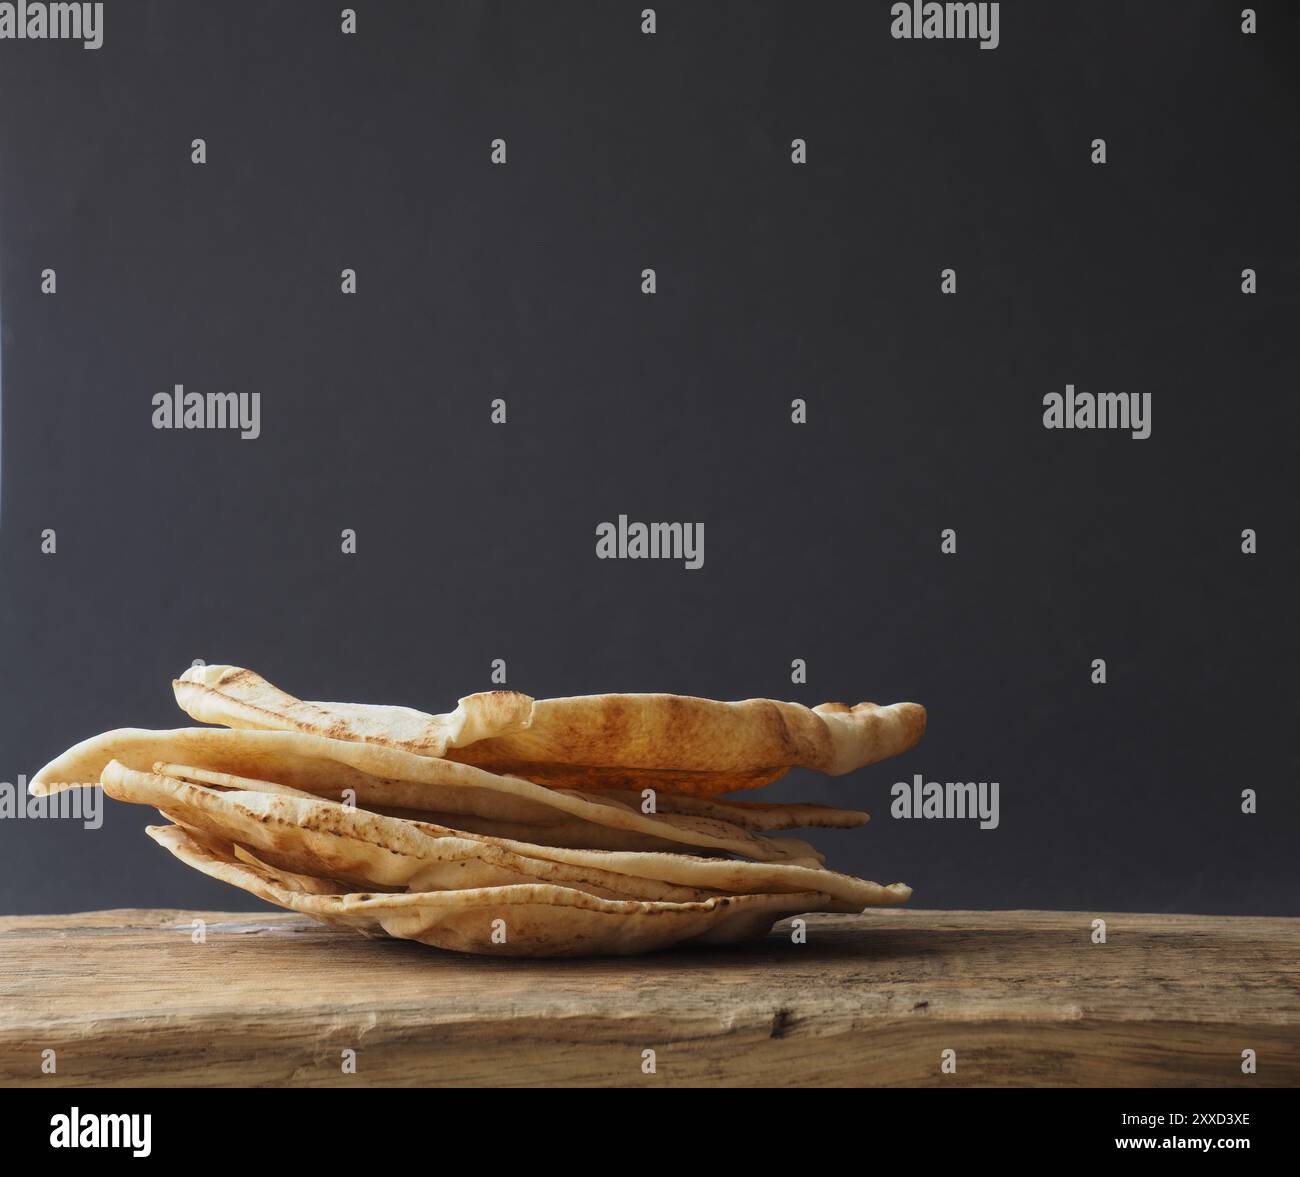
[31, 662, 924, 958]
[31, 729, 825, 864]
[105, 763, 726, 903]
[230, 843, 358, 895]
[102, 762, 908, 910]
[593, 790, 870, 832]
[171, 665, 926, 796]
[172, 664, 532, 754]
[445, 696, 926, 795]
[145, 823, 850, 958]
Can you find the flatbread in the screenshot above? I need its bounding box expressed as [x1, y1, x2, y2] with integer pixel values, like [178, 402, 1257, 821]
[155, 762, 868, 833]
[230, 844, 357, 895]
[155, 764, 706, 853]
[171, 665, 927, 796]
[104, 763, 726, 902]
[146, 823, 841, 957]
[102, 762, 908, 910]
[594, 790, 870, 832]
[30, 727, 823, 865]
[447, 696, 927, 794]
[173, 664, 532, 755]
[343, 810, 729, 853]
[156, 760, 866, 841]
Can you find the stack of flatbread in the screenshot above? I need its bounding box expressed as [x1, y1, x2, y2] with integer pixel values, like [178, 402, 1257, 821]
[29, 666, 926, 957]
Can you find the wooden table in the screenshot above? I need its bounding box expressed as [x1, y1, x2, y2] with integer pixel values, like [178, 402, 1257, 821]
[1, 907, 1296, 1087]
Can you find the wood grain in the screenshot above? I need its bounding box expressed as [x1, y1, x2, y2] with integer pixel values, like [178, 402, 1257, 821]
[1, 907, 1295, 1087]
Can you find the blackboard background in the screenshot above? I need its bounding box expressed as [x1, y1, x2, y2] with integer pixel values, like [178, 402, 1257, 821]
[1, 1, 1296, 917]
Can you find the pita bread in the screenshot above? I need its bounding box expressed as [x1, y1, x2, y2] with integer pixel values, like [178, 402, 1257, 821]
[343, 810, 731, 853]
[174, 664, 532, 755]
[595, 790, 869, 832]
[171, 665, 926, 796]
[146, 823, 841, 957]
[31, 727, 823, 864]
[104, 763, 728, 903]
[230, 844, 357, 895]
[447, 696, 927, 794]
[155, 761, 868, 833]
[158, 763, 321, 800]
[155, 765, 715, 853]
[101, 762, 908, 910]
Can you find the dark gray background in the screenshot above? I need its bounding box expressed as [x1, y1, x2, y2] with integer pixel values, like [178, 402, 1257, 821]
[1, 1, 1296, 917]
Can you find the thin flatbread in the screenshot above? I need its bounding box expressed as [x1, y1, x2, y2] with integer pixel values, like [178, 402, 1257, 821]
[447, 696, 927, 794]
[156, 762, 868, 834]
[231, 844, 356, 895]
[156, 764, 705, 853]
[171, 665, 927, 796]
[30, 727, 822, 865]
[173, 664, 532, 755]
[146, 824, 842, 957]
[102, 762, 908, 910]
[595, 790, 869, 832]
[106, 763, 723, 903]
[346, 810, 731, 853]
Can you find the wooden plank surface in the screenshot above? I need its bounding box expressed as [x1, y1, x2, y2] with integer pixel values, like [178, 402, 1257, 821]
[1, 907, 1296, 1087]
